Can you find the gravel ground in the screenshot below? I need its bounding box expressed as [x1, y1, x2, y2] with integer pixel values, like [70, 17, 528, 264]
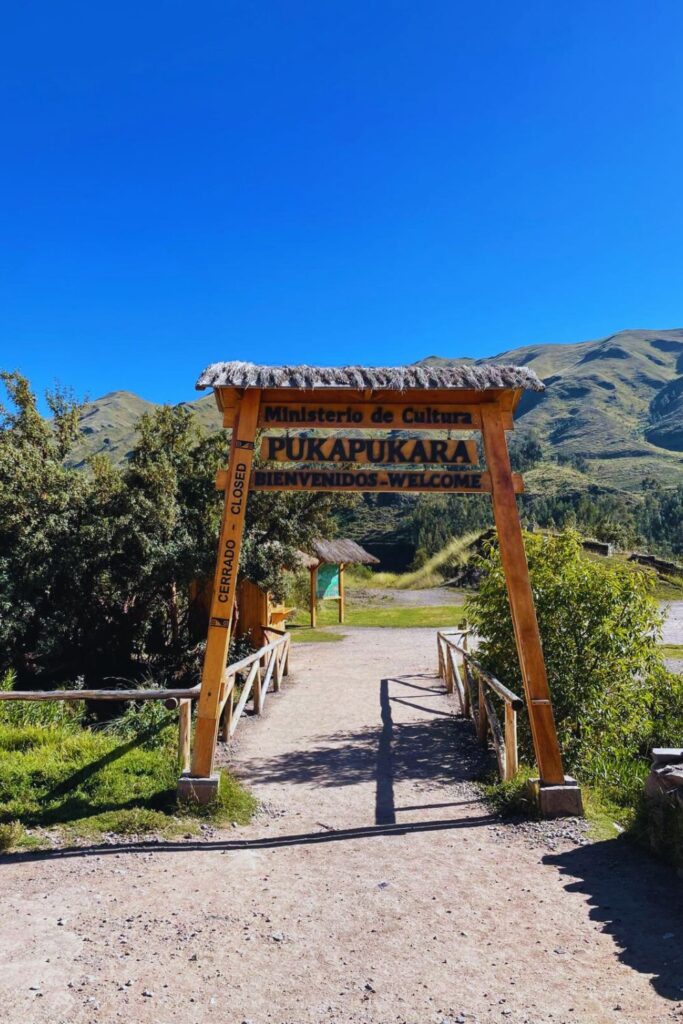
[1, 627, 683, 1024]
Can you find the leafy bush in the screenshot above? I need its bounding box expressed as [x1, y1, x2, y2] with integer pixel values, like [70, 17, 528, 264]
[466, 530, 683, 810]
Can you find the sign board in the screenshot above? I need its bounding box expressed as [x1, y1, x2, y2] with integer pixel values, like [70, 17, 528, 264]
[257, 403, 482, 430]
[260, 436, 478, 465]
[316, 563, 340, 600]
[250, 468, 523, 493]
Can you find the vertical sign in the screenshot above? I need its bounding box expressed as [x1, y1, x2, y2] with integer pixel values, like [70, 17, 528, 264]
[191, 390, 261, 779]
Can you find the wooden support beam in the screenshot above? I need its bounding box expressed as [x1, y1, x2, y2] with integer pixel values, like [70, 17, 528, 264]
[310, 565, 318, 628]
[480, 403, 565, 785]
[339, 563, 345, 623]
[190, 389, 261, 779]
[178, 700, 192, 771]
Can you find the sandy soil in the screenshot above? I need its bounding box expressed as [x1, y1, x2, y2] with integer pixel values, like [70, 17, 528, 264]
[2, 628, 683, 1024]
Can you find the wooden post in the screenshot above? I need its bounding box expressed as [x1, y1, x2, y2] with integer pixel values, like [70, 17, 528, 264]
[477, 675, 488, 745]
[481, 403, 565, 785]
[461, 625, 471, 718]
[218, 704, 228, 743]
[505, 701, 518, 780]
[226, 688, 234, 739]
[253, 662, 262, 714]
[190, 389, 261, 780]
[310, 565, 318, 628]
[338, 563, 345, 623]
[444, 644, 454, 694]
[178, 699, 191, 771]
[274, 643, 283, 692]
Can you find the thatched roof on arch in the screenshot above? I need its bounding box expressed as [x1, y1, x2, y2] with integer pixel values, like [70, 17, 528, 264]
[195, 361, 545, 393]
[297, 539, 380, 568]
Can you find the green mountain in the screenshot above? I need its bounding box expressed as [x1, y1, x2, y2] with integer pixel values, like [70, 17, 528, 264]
[66, 390, 222, 468]
[422, 328, 683, 490]
[69, 329, 683, 490]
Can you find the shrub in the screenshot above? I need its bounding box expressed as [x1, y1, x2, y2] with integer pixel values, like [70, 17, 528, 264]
[0, 670, 85, 730]
[0, 820, 25, 851]
[466, 530, 683, 808]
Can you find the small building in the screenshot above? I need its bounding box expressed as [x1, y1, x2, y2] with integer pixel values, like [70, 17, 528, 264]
[299, 539, 379, 627]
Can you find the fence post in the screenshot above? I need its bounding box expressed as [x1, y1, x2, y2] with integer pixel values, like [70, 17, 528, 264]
[477, 674, 488, 745]
[444, 642, 454, 694]
[504, 702, 518, 780]
[460, 627, 471, 718]
[253, 661, 263, 714]
[178, 700, 192, 771]
[273, 644, 282, 693]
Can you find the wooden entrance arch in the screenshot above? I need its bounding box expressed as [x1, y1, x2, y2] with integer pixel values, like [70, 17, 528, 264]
[182, 361, 580, 813]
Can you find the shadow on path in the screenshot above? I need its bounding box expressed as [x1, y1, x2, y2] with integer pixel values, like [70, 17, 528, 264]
[546, 839, 683, 1000]
[235, 672, 491, 833]
[3, 812, 498, 864]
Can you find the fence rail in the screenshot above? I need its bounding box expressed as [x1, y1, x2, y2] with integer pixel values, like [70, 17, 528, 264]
[437, 627, 521, 781]
[218, 629, 291, 742]
[0, 630, 291, 774]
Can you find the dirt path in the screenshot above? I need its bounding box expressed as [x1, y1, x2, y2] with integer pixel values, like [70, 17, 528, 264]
[2, 629, 683, 1024]
[349, 585, 466, 607]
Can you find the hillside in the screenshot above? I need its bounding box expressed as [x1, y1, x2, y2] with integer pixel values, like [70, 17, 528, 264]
[66, 390, 221, 468]
[422, 328, 683, 490]
[68, 329, 683, 490]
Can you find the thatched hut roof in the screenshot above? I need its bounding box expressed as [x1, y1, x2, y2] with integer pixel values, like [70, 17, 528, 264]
[196, 361, 544, 392]
[297, 539, 379, 568]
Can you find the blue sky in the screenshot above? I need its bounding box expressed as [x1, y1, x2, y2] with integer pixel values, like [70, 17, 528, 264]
[2, 2, 683, 406]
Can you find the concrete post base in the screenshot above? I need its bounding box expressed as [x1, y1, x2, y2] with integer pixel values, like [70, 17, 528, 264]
[527, 776, 584, 818]
[177, 772, 220, 805]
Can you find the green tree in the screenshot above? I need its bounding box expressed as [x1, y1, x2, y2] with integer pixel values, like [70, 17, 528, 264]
[466, 530, 682, 799]
[0, 373, 337, 688]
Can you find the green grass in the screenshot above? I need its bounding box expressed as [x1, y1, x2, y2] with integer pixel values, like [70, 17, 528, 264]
[288, 627, 346, 643]
[654, 579, 683, 601]
[346, 532, 481, 591]
[292, 604, 464, 629]
[0, 708, 257, 849]
[660, 644, 683, 660]
[483, 765, 623, 840]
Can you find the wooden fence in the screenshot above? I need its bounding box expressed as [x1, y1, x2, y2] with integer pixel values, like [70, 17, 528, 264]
[0, 630, 291, 774]
[217, 628, 291, 742]
[437, 627, 523, 781]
